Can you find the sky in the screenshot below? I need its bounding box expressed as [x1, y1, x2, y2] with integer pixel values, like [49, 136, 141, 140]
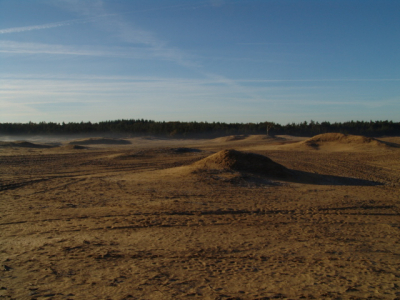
[0, 0, 399, 124]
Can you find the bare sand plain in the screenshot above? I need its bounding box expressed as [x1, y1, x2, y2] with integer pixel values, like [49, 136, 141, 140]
[0, 134, 399, 300]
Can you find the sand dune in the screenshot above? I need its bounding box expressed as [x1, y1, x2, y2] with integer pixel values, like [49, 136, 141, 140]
[1, 135, 399, 299]
[113, 147, 203, 161]
[65, 144, 86, 150]
[306, 133, 382, 145]
[192, 149, 292, 179]
[211, 135, 286, 144]
[45, 144, 91, 154]
[60, 144, 87, 150]
[284, 133, 389, 151]
[0, 141, 53, 148]
[179, 149, 379, 186]
[244, 135, 286, 142]
[212, 135, 248, 142]
[69, 137, 131, 145]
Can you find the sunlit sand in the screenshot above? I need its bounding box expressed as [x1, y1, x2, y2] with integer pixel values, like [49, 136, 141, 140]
[1, 134, 399, 299]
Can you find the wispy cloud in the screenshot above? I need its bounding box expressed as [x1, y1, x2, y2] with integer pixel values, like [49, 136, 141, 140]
[0, 74, 329, 106]
[0, 11, 121, 34]
[0, 20, 73, 34]
[235, 78, 400, 83]
[0, 40, 182, 60]
[1, 73, 398, 123]
[238, 42, 314, 45]
[0, 100, 42, 119]
[50, 1, 242, 72]
[210, 0, 225, 8]
[0, 40, 104, 56]
[92, 14, 201, 68]
[0, 1, 255, 98]
[0, 1, 213, 36]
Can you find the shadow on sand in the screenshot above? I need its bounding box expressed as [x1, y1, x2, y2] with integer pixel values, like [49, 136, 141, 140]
[192, 149, 383, 187]
[288, 170, 382, 186]
[198, 169, 382, 187]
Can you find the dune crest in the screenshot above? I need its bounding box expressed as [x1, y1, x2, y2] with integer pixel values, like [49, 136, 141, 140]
[0, 141, 53, 148]
[69, 137, 131, 145]
[62, 144, 87, 150]
[307, 133, 378, 144]
[212, 135, 247, 143]
[211, 135, 284, 143]
[286, 133, 388, 151]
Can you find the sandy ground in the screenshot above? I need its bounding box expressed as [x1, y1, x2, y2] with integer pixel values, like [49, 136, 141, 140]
[0, 134, 399, 300]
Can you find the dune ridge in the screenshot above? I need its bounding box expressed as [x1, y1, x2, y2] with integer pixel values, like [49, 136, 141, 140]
[61, 144, 87, 150]
[306, 133, 379, 144]
[212, 135, 248, 143]
[211, 135, 286, 143]
[285, 133, 388, 151]
[0, 141, 53, 148]
[69, 137, 131, 145]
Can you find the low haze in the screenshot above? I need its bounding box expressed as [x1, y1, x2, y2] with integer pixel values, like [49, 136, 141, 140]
[1, 0, 399, 124]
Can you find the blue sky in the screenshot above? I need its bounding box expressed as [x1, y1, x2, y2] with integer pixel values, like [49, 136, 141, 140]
[0, 0, 399, 124]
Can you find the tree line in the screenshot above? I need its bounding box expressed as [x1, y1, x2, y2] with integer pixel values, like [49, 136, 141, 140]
[0, 119, 399, 137]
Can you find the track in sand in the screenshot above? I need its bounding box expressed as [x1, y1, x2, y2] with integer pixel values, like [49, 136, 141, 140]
[0, 133, 399, 299]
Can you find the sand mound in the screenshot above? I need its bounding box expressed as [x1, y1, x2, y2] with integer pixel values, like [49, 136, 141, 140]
[244, 135, 282, 141]
[170, 147, 201, 153]
[48, 144, 89, 152]
[286, 133, 388, 151]
[219, 135, 286, 142]
[212, 135, 248, 143]
[192, 149, 292, 178]
[69, 138, 131, 145]
[307, 133, 378, 144]
[0, 141, 53, 148]
[62, 144, 87, 150]
[113, 148, 203, 161]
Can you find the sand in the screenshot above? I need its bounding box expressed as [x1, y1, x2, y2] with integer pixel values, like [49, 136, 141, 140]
[0, 134, 399, 299]
[69, 138, 131, 145]
[283, 133, 390, 152]
[191, 149, 292, 179]
[0, 141, 54, 149]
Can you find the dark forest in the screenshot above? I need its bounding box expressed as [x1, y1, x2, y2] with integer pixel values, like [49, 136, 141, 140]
[0, 120, 399, 138]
